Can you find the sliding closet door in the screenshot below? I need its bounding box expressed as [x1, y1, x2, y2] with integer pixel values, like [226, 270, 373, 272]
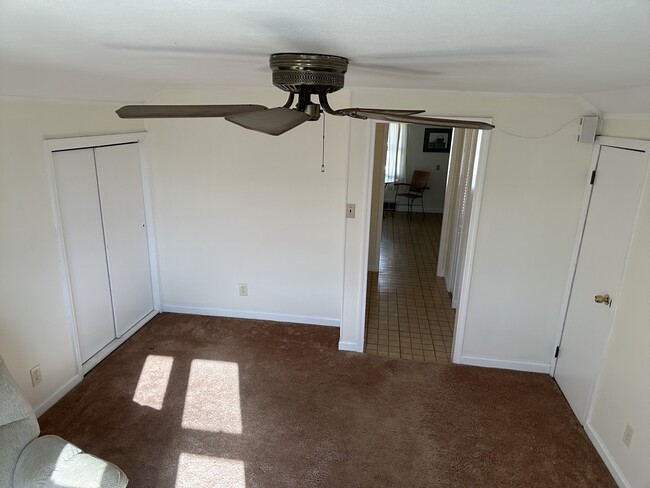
[53, 149, 115, 362]
[95, 144, 154, 337]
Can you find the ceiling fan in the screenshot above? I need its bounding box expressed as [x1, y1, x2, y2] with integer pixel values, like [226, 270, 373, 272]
[116, 53, 494, 135]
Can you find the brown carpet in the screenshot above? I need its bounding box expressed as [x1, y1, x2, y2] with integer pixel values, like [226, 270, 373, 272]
[39, 313, 615, 487]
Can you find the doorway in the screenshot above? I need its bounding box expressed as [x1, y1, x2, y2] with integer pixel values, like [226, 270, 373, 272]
[553, 137, 649, 424]
[362, 122, 488, 362]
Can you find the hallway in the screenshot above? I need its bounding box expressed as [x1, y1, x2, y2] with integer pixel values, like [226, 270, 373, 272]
[364, 212, 455, 362]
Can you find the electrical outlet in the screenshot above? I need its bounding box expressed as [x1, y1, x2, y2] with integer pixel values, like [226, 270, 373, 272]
[238, 283, 248, 297]
[30, 365, 42, 387]
[346, 204, 355, 218]
[622, 423, 634, 448]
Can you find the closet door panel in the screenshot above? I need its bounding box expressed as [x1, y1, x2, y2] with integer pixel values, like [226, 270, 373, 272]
[53, 149, 116, 362]
[94, 144, 154, 336]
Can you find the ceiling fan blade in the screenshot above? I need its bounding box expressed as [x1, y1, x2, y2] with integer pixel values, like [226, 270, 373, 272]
[225, 107, 311, 136]
[344, 109, 494, 130]
[116, 104, 267, 119]
[339, 107, 425, 116]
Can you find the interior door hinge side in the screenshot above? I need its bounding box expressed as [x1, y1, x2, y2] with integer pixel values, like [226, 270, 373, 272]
[554, 346, 560, 358]
[590, 170, 596, 185]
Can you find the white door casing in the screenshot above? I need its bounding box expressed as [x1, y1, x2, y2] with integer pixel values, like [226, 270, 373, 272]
[554, 142, 648, 424]
[46, 133, 158, 374]
[452, 129, 479, 308]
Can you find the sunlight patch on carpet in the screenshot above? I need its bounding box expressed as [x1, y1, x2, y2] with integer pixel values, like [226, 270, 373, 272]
[132, 355, 174, 410]
[182, 359, 242, 434]
[175, 453, 245, 488]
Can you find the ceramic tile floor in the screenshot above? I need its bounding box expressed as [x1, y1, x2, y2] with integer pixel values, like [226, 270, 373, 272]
[364, 212, 455, 362]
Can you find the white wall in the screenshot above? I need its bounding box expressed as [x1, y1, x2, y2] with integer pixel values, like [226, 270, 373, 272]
[0, 98, 143, 410]
[600, 117, 650, 140]
[383, 125, 451, 213]
[405, 125, 450, 213]
[146, 88, 351, 325]
[587, 121, 650, 488]
[341, 88, 595, 365]
[368, 124, 388, 273]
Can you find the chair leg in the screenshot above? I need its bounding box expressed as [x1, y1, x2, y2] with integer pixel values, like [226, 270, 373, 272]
[420, 197, 425, 219]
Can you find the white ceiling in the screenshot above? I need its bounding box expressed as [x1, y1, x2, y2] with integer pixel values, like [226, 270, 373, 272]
[1, 0, 649, 113]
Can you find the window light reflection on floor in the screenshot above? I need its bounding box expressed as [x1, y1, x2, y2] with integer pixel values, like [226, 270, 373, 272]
[132, 355, 174, 410]
[182, 359, 243, 434]
[175, 453, 245, 488]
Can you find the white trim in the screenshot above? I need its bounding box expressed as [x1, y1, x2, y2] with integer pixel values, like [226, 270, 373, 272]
[44, 132, 159, 380]
[436, 128, 459, 278]
[34, 307, 155, 414]
[368, 123, 387, 273]
[136, 137, 163, 311]
[597, 136, 650, 152]
[34, 373, 82, 418]
[585, 422, 631, 488]
[460, 355, 551, 374]
[44, 146, 84, 379]
[349, 116, 493, 362]
[82, 310, 157, 374]
[601, 112, 650, 121]
[44, 131, 147, 151]
[338, 341, 359, 352]
[347, 122, 379, 353]
[162, 304, 340, 327]
[451, 127, 492, 363]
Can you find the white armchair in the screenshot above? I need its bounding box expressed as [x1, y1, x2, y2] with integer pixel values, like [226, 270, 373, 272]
[0, 356, 128, 487]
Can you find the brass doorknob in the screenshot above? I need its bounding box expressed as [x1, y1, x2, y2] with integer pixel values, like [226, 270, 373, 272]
[594, 294, 611, 306]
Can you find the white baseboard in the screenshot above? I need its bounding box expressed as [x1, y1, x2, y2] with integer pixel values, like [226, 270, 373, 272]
[162, 304, 340, 327]
[460, 355, 551, 373]
[34, 310, 158, 417]
[82, 310, 158, 375]
[338, 341, 361, 352]
[34, 373, 82, 418]
[585, 421, 631, 488]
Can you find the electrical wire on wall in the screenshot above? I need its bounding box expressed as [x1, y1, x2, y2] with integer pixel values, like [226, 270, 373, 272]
[495, 116, 589, 140]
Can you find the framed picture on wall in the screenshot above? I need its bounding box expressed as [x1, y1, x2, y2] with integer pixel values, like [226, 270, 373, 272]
[423, 128, 453, 153]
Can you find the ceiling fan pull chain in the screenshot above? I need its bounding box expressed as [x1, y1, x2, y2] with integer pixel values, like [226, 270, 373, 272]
[321, 113, 326, 173]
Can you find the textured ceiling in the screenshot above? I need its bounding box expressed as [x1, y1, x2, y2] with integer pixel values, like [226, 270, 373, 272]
[1, 0, 649, 113]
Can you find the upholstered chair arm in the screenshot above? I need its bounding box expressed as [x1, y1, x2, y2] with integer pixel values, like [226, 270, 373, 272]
[14, 435, 128, 488]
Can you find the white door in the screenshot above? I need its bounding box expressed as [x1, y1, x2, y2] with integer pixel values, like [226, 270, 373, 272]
[452, 129, 478, 308]
[53, 149, 116, 362]
[554, 144, 647, 423]
[95, 144, 154, 337]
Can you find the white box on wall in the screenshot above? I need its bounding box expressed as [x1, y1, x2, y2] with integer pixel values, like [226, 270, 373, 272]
[577, 116, 599, 143]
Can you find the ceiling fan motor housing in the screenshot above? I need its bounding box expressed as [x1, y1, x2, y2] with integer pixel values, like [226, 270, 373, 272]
[270, 53, 348, 94]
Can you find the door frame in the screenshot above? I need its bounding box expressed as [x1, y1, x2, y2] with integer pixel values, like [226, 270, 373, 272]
[44, 132, 160, 378]
[346, 116, 492, 363]
[551, 136, 650, 377]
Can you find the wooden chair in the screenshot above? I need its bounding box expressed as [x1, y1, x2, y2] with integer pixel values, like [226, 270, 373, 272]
[393, 170, 430, 219]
